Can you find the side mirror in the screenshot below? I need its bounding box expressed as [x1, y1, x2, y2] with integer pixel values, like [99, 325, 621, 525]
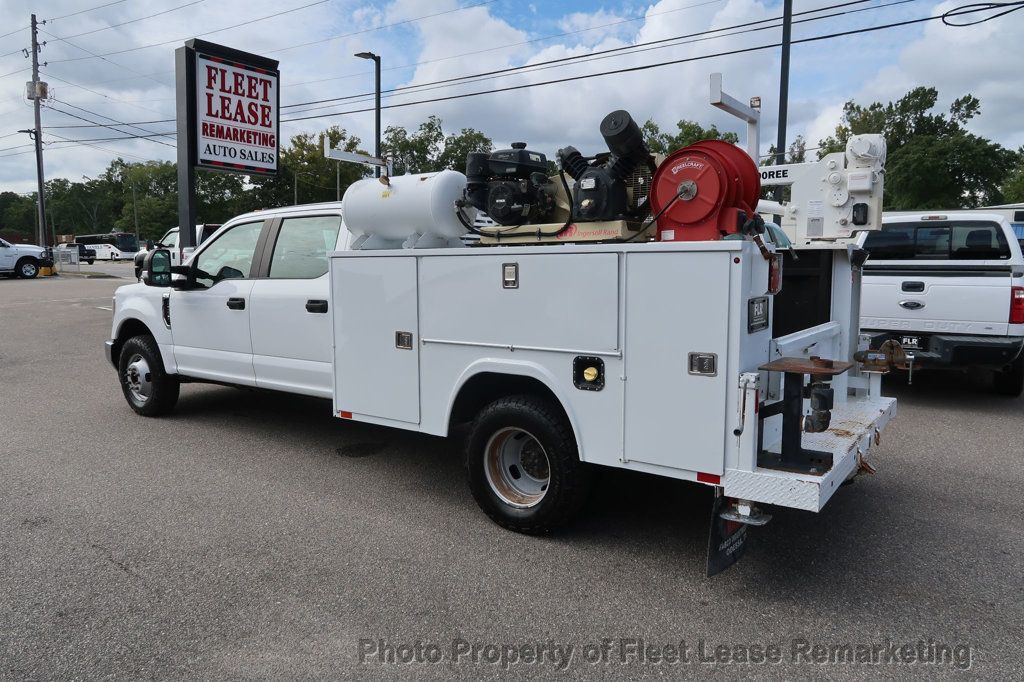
[142, 249, 172, 287]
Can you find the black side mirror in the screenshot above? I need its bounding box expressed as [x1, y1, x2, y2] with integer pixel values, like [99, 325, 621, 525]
[142, 249, 172, 287]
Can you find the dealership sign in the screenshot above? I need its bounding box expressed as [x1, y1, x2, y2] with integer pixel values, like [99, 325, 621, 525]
[175, 40, 280, 248]
[195, 53, 279, 173]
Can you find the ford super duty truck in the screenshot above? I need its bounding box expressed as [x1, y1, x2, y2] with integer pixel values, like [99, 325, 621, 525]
[860, 213, 1024, 395]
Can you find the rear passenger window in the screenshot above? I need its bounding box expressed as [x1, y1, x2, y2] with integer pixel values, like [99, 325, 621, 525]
[864, 221, 1010, 260]
[268, 216, 342, 279]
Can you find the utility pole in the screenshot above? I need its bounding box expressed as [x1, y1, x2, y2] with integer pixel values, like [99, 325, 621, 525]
[294, 172, 298, 205]
[336, 163, 340, 201]
[130, 179, 140, 243]
[29, 14, 48, 247]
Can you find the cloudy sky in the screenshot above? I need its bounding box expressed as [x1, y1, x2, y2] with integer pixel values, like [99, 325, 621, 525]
[0, 0, 1021, 193]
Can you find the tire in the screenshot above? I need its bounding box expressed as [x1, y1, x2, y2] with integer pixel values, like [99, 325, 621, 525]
[117, 335, 179, 416]
[15, 257, 39, 279]
[87, 259, 94, 265]
[993, 356, 1024, 397]
[466, 394, 592, 534]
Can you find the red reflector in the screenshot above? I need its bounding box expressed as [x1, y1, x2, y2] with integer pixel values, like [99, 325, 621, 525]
[697, 472, 721, 485]
[768, 254, 782, 294]
[1011, 287, 1024, 324]
[338, 411, 353, 419]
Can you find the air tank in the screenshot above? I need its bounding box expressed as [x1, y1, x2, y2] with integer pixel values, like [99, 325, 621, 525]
[341, 170, 469, 242]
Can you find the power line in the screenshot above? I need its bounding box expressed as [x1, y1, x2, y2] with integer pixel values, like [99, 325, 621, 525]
[47, 0, 206, 41]
[35, 0, 890, 128]
[43, 131, 151, 161]
[44, 103, 177, 149]
[48, 99, 177, 145]
[0, 25, 29, 40]
[39, 28, 172, 90]
[284, 0, 726, 89]
[280, 11, 975, 123]
[49, 0, 493, 63]
[39, 71, 169, 117]
[284, 0, 896, 117]
[47, 0, 128, 22]
[47, 0, 335, 63]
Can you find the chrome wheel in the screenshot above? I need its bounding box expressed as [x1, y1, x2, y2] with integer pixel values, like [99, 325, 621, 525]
[124, 354, 152, 404]
[19, 261, 37, 277]
[484, 427, 551, 508]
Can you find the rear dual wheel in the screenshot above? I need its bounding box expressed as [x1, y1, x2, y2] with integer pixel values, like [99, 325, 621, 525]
[466, 395, 591, 534]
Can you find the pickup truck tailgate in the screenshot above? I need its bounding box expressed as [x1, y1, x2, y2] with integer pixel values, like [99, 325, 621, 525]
[861, 266, 1011, 336]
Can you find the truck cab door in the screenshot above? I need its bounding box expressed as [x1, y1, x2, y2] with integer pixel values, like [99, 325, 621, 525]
[249, 215, 343, 398]
[0, 239, 13, 270]
[169, 220, 267, 385]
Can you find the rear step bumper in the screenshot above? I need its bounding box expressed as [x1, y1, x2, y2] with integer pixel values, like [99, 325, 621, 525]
[723, 397, 897, 512]
[867, 332, 1023, 368]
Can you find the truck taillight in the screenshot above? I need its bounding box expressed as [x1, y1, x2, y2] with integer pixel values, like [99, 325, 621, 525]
[1011, 287, 1024, 324]
[768, 254, 782, 295]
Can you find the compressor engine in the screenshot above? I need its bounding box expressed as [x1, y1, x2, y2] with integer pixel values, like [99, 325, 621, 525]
[556, 109, 653, 223]
[464, 143, 557, 226]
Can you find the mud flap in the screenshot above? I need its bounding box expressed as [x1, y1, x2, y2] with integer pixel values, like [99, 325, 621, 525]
[706, 492, 750, 577]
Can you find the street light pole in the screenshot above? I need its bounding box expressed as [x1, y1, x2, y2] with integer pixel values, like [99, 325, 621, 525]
[355, 51, 382, 177]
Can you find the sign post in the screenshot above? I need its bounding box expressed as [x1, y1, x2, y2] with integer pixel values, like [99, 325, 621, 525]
[175, 39, 279, 251]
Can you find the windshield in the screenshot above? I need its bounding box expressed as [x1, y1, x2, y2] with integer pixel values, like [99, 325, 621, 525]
[115, 233, 139, 252]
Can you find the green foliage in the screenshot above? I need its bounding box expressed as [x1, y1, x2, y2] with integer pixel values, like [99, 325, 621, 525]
[761, 135, 806, 167]
[818, 87, 1014, 209]
[641, 119, 739, 155]
[381, 115, 492, 174]
[1002, 149, 1024, 203]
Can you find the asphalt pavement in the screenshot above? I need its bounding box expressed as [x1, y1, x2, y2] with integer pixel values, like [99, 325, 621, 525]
[1, 273, 1021, 679]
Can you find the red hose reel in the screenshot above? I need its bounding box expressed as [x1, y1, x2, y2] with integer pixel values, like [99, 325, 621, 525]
[649, 140, 761, 242]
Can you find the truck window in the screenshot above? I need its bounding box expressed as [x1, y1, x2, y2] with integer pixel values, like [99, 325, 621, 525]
[192, 221, 263, 288]
[267, 216, 342, 279]
[162, 230, 179, 249]
[865, 221, 1010, 260]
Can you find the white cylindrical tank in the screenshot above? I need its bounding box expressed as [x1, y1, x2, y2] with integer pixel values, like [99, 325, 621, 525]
[342, 169, 468, 241]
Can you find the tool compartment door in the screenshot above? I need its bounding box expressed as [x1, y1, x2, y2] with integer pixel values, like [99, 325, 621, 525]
[624, 251, 730, 474]
[333, 256, 420, 423]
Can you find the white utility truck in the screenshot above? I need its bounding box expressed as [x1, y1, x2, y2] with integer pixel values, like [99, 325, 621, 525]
[859, 213, 1024, 395]
[109, 107, 895, 574]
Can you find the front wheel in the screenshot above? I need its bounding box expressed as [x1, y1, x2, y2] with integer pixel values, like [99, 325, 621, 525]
[118, 335, 179, 416]
[86, 259, 94, 265]
[16, 258, 38, 279]
[466, 395, 591, 534]
[993, 356, 1024, 397]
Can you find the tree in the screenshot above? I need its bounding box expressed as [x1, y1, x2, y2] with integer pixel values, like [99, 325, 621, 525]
[761, 135, 806, 167]
[382, 116, 492, 174]
[818, 87, 1015, 209]
[1002, 149, 1024, 203]
[641, 119, 739, 155]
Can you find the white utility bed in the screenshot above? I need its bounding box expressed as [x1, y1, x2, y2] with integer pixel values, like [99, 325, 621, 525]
[329, 239, 893, 512]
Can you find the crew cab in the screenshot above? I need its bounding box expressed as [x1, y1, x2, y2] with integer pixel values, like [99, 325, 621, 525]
[0, 237, 47, 278]
[859, 213, 1024, 395]
[107, 203, 349, 406]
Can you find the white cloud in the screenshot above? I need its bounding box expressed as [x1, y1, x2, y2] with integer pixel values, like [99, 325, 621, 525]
[0, 0, 1021, 194]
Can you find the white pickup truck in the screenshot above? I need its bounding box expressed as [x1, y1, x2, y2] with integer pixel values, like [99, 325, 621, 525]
[0, 237, 48, 278]
[860, 213, 1024, 395]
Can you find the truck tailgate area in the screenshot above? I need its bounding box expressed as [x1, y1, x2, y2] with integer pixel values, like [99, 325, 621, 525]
[724, 396, 897, 511]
